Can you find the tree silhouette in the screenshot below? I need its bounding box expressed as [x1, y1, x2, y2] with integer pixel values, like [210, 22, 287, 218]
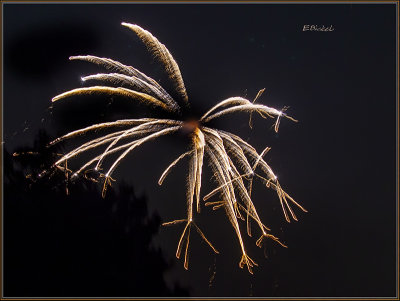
[3, 130, 189, 297]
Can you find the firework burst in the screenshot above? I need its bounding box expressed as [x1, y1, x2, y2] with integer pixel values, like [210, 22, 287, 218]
[48, 23, 307, 274]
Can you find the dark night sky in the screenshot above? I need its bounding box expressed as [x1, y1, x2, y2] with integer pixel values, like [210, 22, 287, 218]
[2, 2, 397, 298]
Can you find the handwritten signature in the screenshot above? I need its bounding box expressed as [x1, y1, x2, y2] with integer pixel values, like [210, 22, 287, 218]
[303, 25, 335, 32]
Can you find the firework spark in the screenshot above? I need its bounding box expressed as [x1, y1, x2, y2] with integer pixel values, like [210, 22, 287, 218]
[49, 23, 307, 274]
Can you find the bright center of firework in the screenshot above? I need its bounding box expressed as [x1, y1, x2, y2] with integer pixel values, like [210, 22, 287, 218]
[182, 119, 200, 133]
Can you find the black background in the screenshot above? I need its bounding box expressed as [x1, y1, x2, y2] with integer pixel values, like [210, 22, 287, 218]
[3, 3, 397, 297]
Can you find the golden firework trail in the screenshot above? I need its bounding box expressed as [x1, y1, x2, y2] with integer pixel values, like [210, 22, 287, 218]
[49, 22, 307, 274]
